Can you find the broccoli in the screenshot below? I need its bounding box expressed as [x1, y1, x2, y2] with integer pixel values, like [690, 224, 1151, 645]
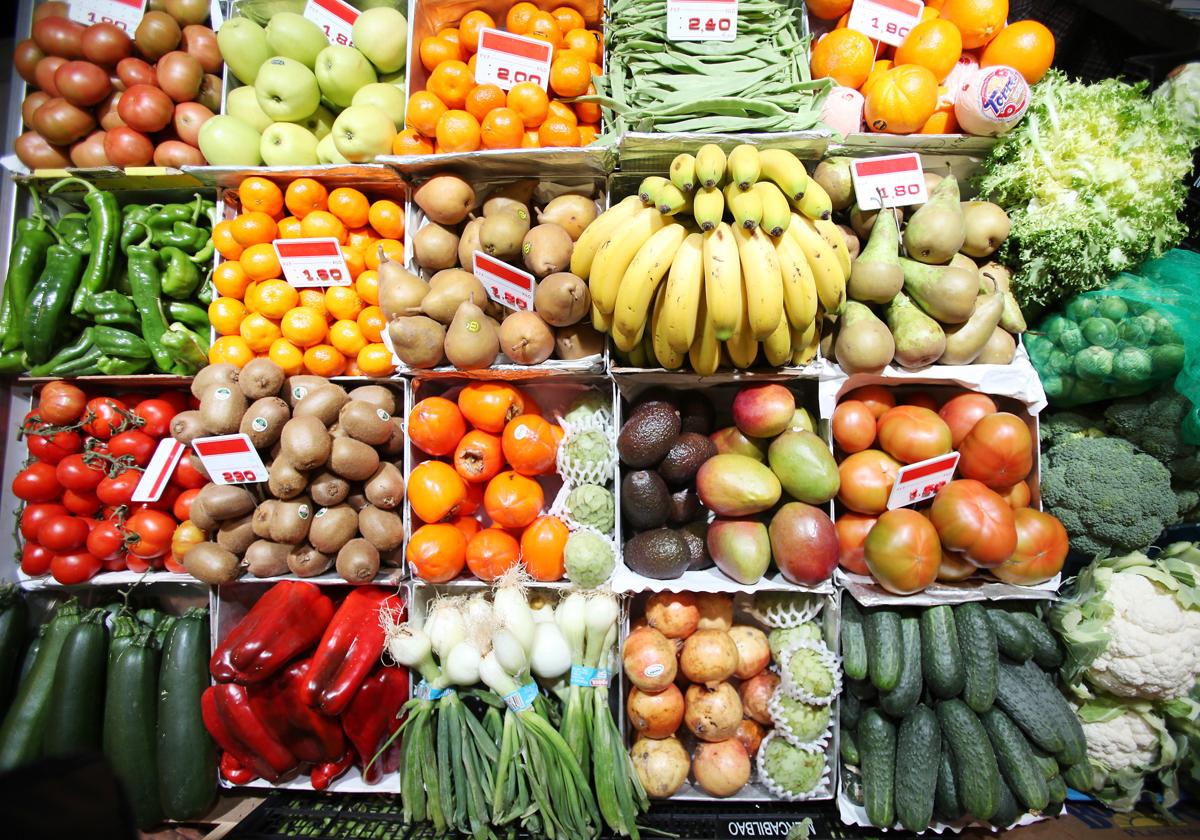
[1040, 436, 1180, 558]
[1104, 389, 1200, 483]
[1039, 411, 1106, 448]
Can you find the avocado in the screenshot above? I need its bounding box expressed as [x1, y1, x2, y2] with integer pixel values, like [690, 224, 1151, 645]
[668, 488, 701, 525]
[624, 528, 689, 580]
[618, 403, 681, 468]
[679, 391, 715, 435]
[680, 521, 712, 570]
[658, 432, 718, 486]
[621, 470, 670, 531]
[631, 388, 679, 415]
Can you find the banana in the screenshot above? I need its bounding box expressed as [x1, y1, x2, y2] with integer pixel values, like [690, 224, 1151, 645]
[762, 312, 791, 367]
[793, 176, 833, 220]
[695, 144, 727, 189]
[669, 153, 697, 194]
[638, 176, 669, 207]
[703, 223, 743, 342]
[692, 186, 725, 231]
[775, 231, 818, 331]
[726, 144, 761, 191]
[724, 184, 762, 231]
[656, 182, 689, 216]
[813, 218, 851, 277]
[752, 181, 791, 237]
[791, 319, 819, 366]
[725, 279, 758, 369]
[650, 283, 685, 369]
[758, 148, 811, 202]
[590, 300, 612, 334]
[733, 224, 784, 341]
[787, 212, 846, 312]
[661, 232, 704, 353]
[570, 195, 643, 278]
[589, 207, 667, 315]
[611, 223, 689, 348]
[626, 333, 650, 368]
[688, 293, 721, 375]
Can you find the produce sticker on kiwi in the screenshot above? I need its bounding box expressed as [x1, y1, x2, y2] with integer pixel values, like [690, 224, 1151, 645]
[192, 434, 269, 486]
[69, 0, 146, 33]
[474, 251, 535, 312]
[273, 238, 353, 288]
[666, 0, 738, 42]
[850, 153, 928, 210]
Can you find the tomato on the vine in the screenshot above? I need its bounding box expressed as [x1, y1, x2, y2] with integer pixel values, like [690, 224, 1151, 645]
[38, 381, 87, 424]
[133, 398, 178, 439]
[82, 397, 129, 440]
[126, 509, 175, 559]
[173, 488, 200, 521]
[109, 430, 157, 467]
[62, 489, 102, 516]
[50, 551, 101, 585]
[172, 452, 207, 489]
[20, 543, 54, 576]
[27, 429, 83, 464]
[56, 454, 106, 492]
[102, 554, 127, 572]
[87, 520, 127, 561]
[19, 503, 69, 541]
[156, 390, 190, 414]
[12, 462, 61, 502]
[38, 516, 90, 552]
[96, 470, 140, 506]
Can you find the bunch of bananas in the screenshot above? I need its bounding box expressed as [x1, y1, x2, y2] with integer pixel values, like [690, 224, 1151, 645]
[571, 144, 852, 373]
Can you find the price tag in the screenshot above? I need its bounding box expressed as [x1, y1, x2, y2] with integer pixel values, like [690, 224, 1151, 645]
[210, 0, 224, 28]
[69, 0, 146, 33]
[274, 238, 352, 288]
[473, 251, 534, 312]
[192, 433, 268, 486]
[131, 438, 185, 503]
[846, 0, 924, 47]
[850, 153, 927, 210]
[304, 0, 358, 46]
[667, 0, 738, 42]
[886, 451, 959, 509]
[474, 28, 553, 91]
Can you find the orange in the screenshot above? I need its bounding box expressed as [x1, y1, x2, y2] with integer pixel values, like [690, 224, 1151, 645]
[209, 335, 254, 368]
[268, 338, 304, 376]
[343, 359, 362, 377]
[212, 220, 243, 259]
[459, 10, 495, 53]
[435, 109, 482, 153]
[393, 127, 434, 155]
[238, 176, 283, 216]
[919, 96, 960, 133]
[860, 59, 893, 95]
[368, 200, 405, 239]
[465, 84, 507, 121]
[811, 29, 875, 89]
[480, 107, 525, 149]
[284, 178, 328, 218]
[420, 36, 459, 71]
[328, 188, 369, 229]
[922, 6, 941, 20]
[506, 2, 538, 34]
[807, 0, 852, 19]
[242, 282, 259, 312]
[231, 211, 277, 247]
[427, 60, 473, 110]
[939, 0, 1008, 48]
[325, 285, 364, 321]
[276, 216, 303, 239]
[439, 27, 463, 54]
[550, 52, 591, 98]
[340, 246, 365, 280]
[507, 82, 550, 128]
[525, 12, 561, 47]
[895, 19, 963, 82]
[365, 239, 404, 270]
[298, 288, 327, 318]
[562, 28, 600, 63]
[239, 312, 282, 353]
[346, 226, 380, 251]
[467, 53, 477, 77]
[357, 343, 395, 377]
[301, 210, 348, 243]
[329, 319, 368, 356]
[538, 118, 580, 148]
[254, 279, 299, 318]
[552, 6, 585, 33]
[573, 85, 601, 123]
[521, 130, 540, 148]
[979, 20, 1055, 84]
[208, 297, 247, 335]
[547, 100, 578, 125]
[281, 306, 329, 347]
[864, 64, 938, 134]
[358, 305, 386, 342]
[240, 243, 282, 282]
[406, 92, 447, 137]
[212, 261, 249, 300]
[303, 344, 346, 377]
[577, 123, 599, 146]
[356, 270, 380, 306]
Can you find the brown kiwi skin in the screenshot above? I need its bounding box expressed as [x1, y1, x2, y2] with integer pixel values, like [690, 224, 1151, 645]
[336, 538, 380, 584]
[381, 417, 406, 456]
[338, 401, 393, 445]
[189, 496, 217, 532]
[240, 397, 290, 449]
[358, 505, 405, 552]
[280, 416, 332, 471]
[251, 501, 278, 539]
[310, 470, 351, 507]
[267, 456, 308, 500]
[348, 385, 397, 415]
[245, 539, 291, 577]
[309, 505, 360, 554]
[293, 385, 350, 427]
[345, 493, 369, 512]
[364, 462, 406, 510]
[182, 542, 243, 584]
[191, 364, 239, 399]
[329, 438, 381, 482]
[195, 485, 256, 521]
[283, 375, 331, 408]
[380, 547, 404, 568]
[328, 422, 349, 439]
[216, 514, 256, 555]
[238, 358, 286, 400]
[287, 544, 332, 577]
[170, 410, 209, 444]
[199, 384, 248, 436]
[270, 497, 314, 544]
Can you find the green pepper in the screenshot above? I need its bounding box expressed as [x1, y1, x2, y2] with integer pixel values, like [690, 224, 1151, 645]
[92, 326, 151, 360]
[120, 205, 153, 253]
[160, 324, 208, 374]
[0, 350, 25, 374]
[127, 242, 174, 374]
[20, 244, 86, 365]
[27, 328, 94, 377]
[56, 346, 103, 377]
[196, 277, 214, 306]
[165, 300, 209, 333]
[152, 221, 209, 252]
[160, 247, 202, 298]
[97, 355, 150, 375]
[147, 196, 204, 230]
[82, 290, 139, 328]
[189, 239, 215, 264]
[0, 213, 56, 351]
[55, 213, 91, 254]
[49, 178, 120, 316]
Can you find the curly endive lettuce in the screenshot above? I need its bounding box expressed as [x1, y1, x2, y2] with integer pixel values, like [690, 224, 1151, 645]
[979, 72, 1195, 306]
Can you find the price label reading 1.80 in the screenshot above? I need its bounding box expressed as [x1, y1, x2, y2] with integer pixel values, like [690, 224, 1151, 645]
[474, 251, 535, 312]
[303, 0, 359, 47]
[191, 434, 269, 486]
[273, 238, 353, 288]
[474, 28, 553, 91]
[69, 0, 146, 32]
[846, 0, 924, 47]
[887, 452, 960, 509]
[850, 153, 928, 210]
[667, 0, 738, 42]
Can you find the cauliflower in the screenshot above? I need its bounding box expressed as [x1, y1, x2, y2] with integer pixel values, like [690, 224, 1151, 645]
[1081, 702, 1161, 772]
[1072, 697, 1182, 812]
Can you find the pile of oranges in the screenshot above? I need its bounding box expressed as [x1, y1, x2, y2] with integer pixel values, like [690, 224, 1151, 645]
[405, 384, 571, 584]
[808, 0, 1054, 135]
[208, 176, 404, 378]
[396, 2, 603, 154]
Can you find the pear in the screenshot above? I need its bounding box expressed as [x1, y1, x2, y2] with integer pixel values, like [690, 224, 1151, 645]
[377, 256, 428, 319]
[848, 206, 903, 303]
[458, 217, 483, 268]
[900, 259, 979, 324]
[1000, 294, 1026, 334]
[976, 326, 1017, 364]
[850, 205, 903, 239]
[479, 209, 531, 259]
[813, 157, 854, 210]
[960, 201, 1011, 258]
[444, 298, 499, 369]
[389, 316, 444, 369]
[833, 301, 895, 374]
[941, 293, 1004, 365]
[421, 269, 488, 324]
[903, 174, 966, 264]
[886, 292, 946, 369]
[949, 252, 978, 274]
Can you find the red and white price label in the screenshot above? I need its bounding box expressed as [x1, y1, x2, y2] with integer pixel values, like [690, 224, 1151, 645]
[850, 153, 928, 210]
[69, 0, 145, 33]
[667, 0, 738, 42]
[304, 0, 359, 47]
[474, 28, 553, 91]
[846, 0, 924, 47]
[474, 251, 534, 312]
[131, 438, 185, 503]
[274, 238, 352, 288]
[192, 433, 268, 486]
[887, 452, 959, 509]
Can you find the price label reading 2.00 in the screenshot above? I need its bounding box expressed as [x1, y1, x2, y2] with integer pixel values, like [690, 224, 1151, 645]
[846, 0, 924, 47]
[303, 0, 359, 47]
[274, 238, 353, 288]
[667, 0, 738, 42]
[474, 29, 554, 91]
[850, 153, 928, 210]
[69, 0, 146, 32]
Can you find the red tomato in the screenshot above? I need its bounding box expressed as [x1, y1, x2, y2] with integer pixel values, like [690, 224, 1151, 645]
[102, 554, 127, 572]
[903, 391, 939, 411]
[877, 406, 952, 465]
[87, 519, 127, 560]
[835, 512, 877, 575]
[163, 554, 186, 574]
[173, 487, 199, 521]
[929, 479, 1018, 568]
[109, 429, 157, 466]
[172, 451, 207, 488]
[126, 509, 175, 558]
[991, 509, 1068, 585]
[864, 508, 941, 595]
[20, 542, 54, 576]
[27, 429, 83, 464]
[938, 549, 976, 582]
[997, 481, 1032, 509]
[845, 385, 895, 419]
[56, 453, 106, 491]
[832, 401, 876, 453]
[81, 397, 128, 439]
[838, 449, 900, 514]
[38, 515, 90, 551]
[96, 470, 139, 506]
[958, 413, 1033, 489]
[50, 551, 101, 584]
[62, 489, 102, 516]
[155, 390, 190, 414]
[20, 503, 69, 541]
[133, 397, 178, 438]
[13, 462, 61, 502]
[38, 381, 86, 424]
[938, 393, 998, 448]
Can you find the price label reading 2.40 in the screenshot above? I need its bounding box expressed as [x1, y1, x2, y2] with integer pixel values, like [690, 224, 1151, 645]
[273, 238, 353, 288]
[846, 0, 924, 47]
[474, 28, 554, 91]
[850, 153, 928, 210]
[667, 0, 738, 42]
[68, 0, 146, 32]
[303, 0, 359, 47]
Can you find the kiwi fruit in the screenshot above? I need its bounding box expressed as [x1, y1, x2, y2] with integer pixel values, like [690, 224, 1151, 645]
[245, 539, 291, 578]
[170, 410, 209, 444]
[269, 497, 313, 545]
[182, 542, 243, 584]
[191, 364, 238, 399]
[348, 385, 396, 415]
[358, 505, 404, 552]
[280, 416, 332, 471]
[345, 493, 369, 512]
[252, 500, 278, 539]
[380, 417, 406, 456]
[283, 375, 329, 408]
[267, 456, 308, 500]
[287, 543, 332, 577]
[309, 504, 360, 554]
[336, 538, 380, 584]
[329, 437, 380, 481]
[195, 484, 255, 521]
[310, 470, 350, 507]
[380, 547, 403, 568]
[328, 421, 348, 439]
[238, 358, 286, 400]
[413, 222, 460, 271]
[364, 462, 405, 510]
[189, 495, 217, 532]
[534, 272, 590, 327]
[338, 400, 393, 445]
[240, 397, 290, 449]
[216, 514, 256, 555]
[293, 384, 349, 427]
[413, 174, 475, 225]
[198, 385, 248, 436]
[187, 454, 211, 481]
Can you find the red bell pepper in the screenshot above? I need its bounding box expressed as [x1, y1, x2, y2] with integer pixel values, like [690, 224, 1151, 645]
[342, 666, 410, 784]
[210, 580, 334, 684]
[202, 683, 298, 783]
[302, 586, 401, 715]
[311, 748, 355, 791]
[219, 752, 256, 786]
[258, 658, 346, 765]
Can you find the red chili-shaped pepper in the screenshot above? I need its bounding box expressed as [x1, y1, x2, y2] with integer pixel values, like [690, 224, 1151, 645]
[258, 658, 346, 765]
[219, 751, 257, 786]
[311, 748, 355, 791]
[342, 666, 410, 784]
[302, 587, 401, 715]
[202, 683, 298, 783]
[210, 581, 334, 684]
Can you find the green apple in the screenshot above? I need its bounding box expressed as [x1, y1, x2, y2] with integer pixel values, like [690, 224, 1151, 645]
[315, 45, 377, 109]
[226, 85, 272, 133]
[351, 8, 408, 74]
[378, 69, 406, 90]
[265, 12, 329, 69]
[254, 57, 321, 122]
[198, 115, 262, 166]
[261, 122, 320, 166]
[217, 18, 271, 85]
[331, 105, 396, 162]
[317, 133, 349, 165]
[352, 83, 406, 128]
[298, 105, 337, 140]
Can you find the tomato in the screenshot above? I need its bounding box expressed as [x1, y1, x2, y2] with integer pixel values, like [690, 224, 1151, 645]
[991, 509, 1068, 586]
[56, 453, 105, 491]
[96, 469, 139, 506]
[133, 397, 177, 438]
[87, 519, 127, 560]
[832, 400, 876, 453]
[109, 429, 157, 466]
[837, 449, 900, 514]
[27, 429, 83, 464]
[929, 480, 1017, 568]
[170, 519, 205, 567]
[126, 509, 175, 558]
[845, 385, 895, 419]
[864, 508, 941, 595]
[50, 551, 101, 585]
[903, 391, 939, 411]
[173, 487, 199, 521]
[172, 451, 207, 488]
[13, 462, 61, 502]
[38, 515, 90, 551]
[877, 406, 952, 465]
[938, 393, 998, 447]
[38, 381, 86, 424]
[958, 413, 1033, 489]
[20, 503, 69, 541]
[102, 553, 127, 572]
[155, 390, 190, 414]
[835, 512, 877, 575]
[997, 481, 1031, 509]
[937, 549, 976, 582]
[82, 396, 128, 439]
[20, 543, 54, 576]
[62, 488, 102, 516]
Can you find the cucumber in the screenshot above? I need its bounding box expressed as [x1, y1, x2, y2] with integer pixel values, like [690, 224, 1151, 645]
[157, 609, 216, 820]
[848, 677, 877, 700]
[865, 609, 903, 692]
[995, 659, 1087, 765]
[1008, 611, 1063, 670]
[981, 706, 1050, 811]
[43, 612, 108, 756]
[987, 609, 1033, 661]
[1062, 762, 1096, 794]
[955, 601, 998, 713]
[920, 605, 965, 699]
[934, 747, 962, 821]
[894, 704, 940, 832]
[840, 724, 861, 766]
[1047, 775, 1067, 807]
[990, 776, 1022, 828]
[841, 596, 869, 681]
[937, 699, 1001, 821]
[860, 708, 897, 827]
[1031, 746, 1060, 781]
[841, 689, 863, 729]
[104, 632, 162, 828]
[879, 616, 922, 718]
[0, 587, 28, 717]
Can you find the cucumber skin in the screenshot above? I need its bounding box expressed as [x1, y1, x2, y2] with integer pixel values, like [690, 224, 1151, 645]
[841, 597, 869, 681]
[860, 708, 897, 828]
[879, 616, 922, 717]
[955, 601, 998, 713]
[894, 704, 940, 833]
[921, 605, 965, 699]
[937, 699, 1002, 822]
[865, 610, 903, 692]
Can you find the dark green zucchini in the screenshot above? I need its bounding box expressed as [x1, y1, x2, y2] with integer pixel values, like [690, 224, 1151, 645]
[43, 611, 108, 755]
[157, 610, 216, 820]
[104, 631, 162, 828]
[0, 586, 27, 717]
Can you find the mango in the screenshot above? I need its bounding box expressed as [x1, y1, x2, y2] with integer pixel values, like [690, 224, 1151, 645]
[708, 519, 771, 585]
[696, 454, 781, 517]
[709, 426, 767, 461]
[732, 384, 795, 438]
[767, 431, 840, 505]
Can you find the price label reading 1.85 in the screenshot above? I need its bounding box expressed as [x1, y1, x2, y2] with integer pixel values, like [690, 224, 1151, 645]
[69, 0, 146, 32]
[303, 0, 359, 47]
[192, 434, 269, 486]
[850, 153, 928, 210]
[474, 28, 553, 91]
[846, 0, 924, 47]
[273, 238, 352, 288]
[474, 251, 535, 312]
[666, 0, 738, 42]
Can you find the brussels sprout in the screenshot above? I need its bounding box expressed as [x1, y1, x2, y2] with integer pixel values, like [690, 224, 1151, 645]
[1152, 344, 1186, 376]
[1096, 296, 1129, 321]
[1049, 349, 1073, 374]
[1113, 347, 1153, 383]
[1080, 317, 1118, 348]
[1058, 324, 1086, 355]
[1065, 296, 1099, 323]
[1075, 346, 1114, 382]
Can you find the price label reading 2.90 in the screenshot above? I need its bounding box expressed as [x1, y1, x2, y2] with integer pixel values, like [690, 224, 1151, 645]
[667, 0, 738, 42]
[303, 0, 359, 47]
[273, 238, 353, 288]
[68, 0, 146, 32]
[846, 0, 924, 47]
[191, 434, 269, 487]
[474, 28, 554, 91]
[850, 153, 928, 210]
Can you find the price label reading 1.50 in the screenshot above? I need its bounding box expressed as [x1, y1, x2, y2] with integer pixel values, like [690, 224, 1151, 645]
[846, 0, 924, 47]
[303, 0, 359, 47]
[667, 0, 738, 42]
[273, 237, 353, 288]
[850, 153, 928, 210]
[474, 28, 553, 91]
[474, 251, 535, 313]
[69, 0, 146, 32]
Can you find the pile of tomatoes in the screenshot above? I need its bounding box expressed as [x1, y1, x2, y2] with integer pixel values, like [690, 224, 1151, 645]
[14, 380, 208, 584]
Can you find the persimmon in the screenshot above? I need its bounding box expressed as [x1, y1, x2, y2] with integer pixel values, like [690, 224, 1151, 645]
[460, 481, 484, 517]
[454, 430, 504, 483]
[407, 523, 467, 583]
[484, 471, 544, 529]
[466, 528, 521, 582]
[408, 461, 468, 524]
[457, 382, 528, 432]
[502, 415, 560, 476]
[521, 516, 569, 581]
[451, 514, 481, 541]
[409, 397, 467, 456]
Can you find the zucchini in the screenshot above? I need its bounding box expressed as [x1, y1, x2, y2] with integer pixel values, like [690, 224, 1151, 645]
[934, 747, 962, 821]
[995, 659, 1087, 765]
[955, 601, 998, 713]
[1047, 775, 1067, 807]
[104, 632, 162, 828]
[158, 610, 217, 820]
[840, 724, 860, 766]
[841, 596, 869, 681]
[43, 611, 108, 756]
[990, 776, 1022, 828]
[981, 707, 1050, 811]
[108, 613, 142, 673]
[920, 605, 965, 699]
[865, 609, 903, 692]
[1008, 611, 1063, 670]
[1031, 746, 1060, 781]
[937, 699, 1001, 821]
[841, 689, 863, 729]
[16, 631, 42, 689]
[987, 609, 1033, 661]
[894, 704, 940, 832]
[879, 616, 922, 717]
[0, 587, 27, 717]
[1062, 762, 1096, 794]
[859, 708, 897, 827]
